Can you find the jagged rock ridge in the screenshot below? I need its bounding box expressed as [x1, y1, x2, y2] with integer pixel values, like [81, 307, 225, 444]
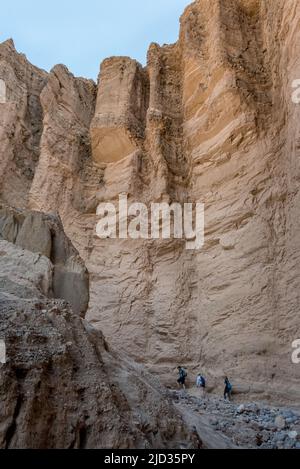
[0, 0, 300, 404]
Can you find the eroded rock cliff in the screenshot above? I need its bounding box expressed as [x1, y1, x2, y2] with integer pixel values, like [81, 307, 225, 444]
[0, 0, 300, 404]
[0, 39, 47, 208]
[0, 205, 89, 315]
[0, 207, 197, 448]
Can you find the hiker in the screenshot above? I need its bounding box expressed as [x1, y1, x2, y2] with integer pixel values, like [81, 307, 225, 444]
[196, 374, 206, 389]
[224, 376, 232, 401]
[177, 366, 187, 389]
[196, 373, 206, 397]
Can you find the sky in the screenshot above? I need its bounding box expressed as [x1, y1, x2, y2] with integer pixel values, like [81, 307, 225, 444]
[0, 0, 192, 80]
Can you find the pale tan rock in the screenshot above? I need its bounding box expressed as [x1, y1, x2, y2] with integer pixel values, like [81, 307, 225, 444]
[0, 205, 89, 316]
[0, 239, 53, 299]
[91, 57, 149, 164]
[0, 212, 198, 449]
[82, 0, 300, 402]
[1, 0, 300, 405]
[16, 211, 52, 258]
[0, 39, 47, 208]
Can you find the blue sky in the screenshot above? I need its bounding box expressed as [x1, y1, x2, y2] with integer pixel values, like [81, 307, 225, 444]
[1, 0, 192, 79]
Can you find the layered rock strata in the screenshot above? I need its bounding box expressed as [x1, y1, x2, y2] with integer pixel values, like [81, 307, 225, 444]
[0, 0, 299, 401]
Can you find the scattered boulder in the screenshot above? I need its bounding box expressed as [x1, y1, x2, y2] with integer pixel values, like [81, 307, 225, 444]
[237, 404, 245, 414]
[275, 415, 286, 430]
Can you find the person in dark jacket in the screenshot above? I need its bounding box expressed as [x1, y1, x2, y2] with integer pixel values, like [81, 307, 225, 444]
[224, 376, 232, 400]
[177, 366, 187, 389]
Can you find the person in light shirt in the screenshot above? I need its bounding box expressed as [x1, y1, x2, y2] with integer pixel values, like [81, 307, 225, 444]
[196, 373, 206, 396]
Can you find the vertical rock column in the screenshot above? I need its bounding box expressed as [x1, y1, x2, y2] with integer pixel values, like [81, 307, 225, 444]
[146, 43, 187, 201]
[0, 39, 47, 208]
[90, 57, 149, 164]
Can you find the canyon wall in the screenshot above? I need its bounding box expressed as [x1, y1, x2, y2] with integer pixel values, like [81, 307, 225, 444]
[0, 39, 46, 208]
[0, 206, 196, 448]
[0, 0, 300, 402]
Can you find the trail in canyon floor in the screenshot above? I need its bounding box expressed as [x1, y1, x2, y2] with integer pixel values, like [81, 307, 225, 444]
[170, 389, 300, 449]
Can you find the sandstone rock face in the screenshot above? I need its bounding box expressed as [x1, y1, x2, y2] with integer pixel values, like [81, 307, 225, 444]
[91, 57, 149, 164]
[0, 40, 47, 209]
[0, 205, 89, 316]
[0, 224, 196, 449]
[0, 0, 300, 404]
[0, 239, 53, 300]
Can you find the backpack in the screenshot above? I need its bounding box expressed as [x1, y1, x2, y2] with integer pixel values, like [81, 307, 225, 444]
[180, 368, 187, 378]
[225, 380, 232, 391]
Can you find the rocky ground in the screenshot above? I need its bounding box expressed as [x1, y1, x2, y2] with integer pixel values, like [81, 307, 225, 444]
[171, 389, 300, 449]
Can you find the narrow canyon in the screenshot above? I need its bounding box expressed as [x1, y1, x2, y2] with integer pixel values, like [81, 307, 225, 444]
[0, 0, 300, 449]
